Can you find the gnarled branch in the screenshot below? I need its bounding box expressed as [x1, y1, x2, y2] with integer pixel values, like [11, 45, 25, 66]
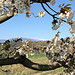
[0, 55, 69, 71]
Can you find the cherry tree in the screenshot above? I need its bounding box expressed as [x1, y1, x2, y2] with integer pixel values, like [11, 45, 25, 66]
[0, 0, 75, 32]
[0, 0, 75, 75]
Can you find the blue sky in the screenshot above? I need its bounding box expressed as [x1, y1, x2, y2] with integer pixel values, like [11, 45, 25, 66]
[0, 0, 75, 40]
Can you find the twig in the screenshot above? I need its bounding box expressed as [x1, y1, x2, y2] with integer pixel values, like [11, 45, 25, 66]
[41, 3, 54, 18]
[44, 3, 58, 14]
[31, 11, 39, 17]
[41, 3, 69, 24]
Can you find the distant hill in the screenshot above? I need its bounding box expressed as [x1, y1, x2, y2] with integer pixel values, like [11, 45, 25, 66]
[22, 38, 47, 42]
[0, 40, 6, 43]
[0, 38, 47, 43]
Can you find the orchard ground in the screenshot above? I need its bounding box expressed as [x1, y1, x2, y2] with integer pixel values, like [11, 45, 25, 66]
[0, 53, 64, 75]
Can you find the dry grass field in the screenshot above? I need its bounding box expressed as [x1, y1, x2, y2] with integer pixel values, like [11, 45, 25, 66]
[0, 54, 64, 75]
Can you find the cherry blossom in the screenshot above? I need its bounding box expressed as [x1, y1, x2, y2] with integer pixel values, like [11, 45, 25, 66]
[38, 11, 45, 18]
[71, 22, 75, 33]
[66, 10, 74, 22]
[50, 0, 56, 6]
[59, 13, 66, 19]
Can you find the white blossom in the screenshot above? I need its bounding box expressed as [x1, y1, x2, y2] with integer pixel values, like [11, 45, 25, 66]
[50, 0, 56, 6]
[40, 12, 45, 18]
[59, 13, 66, 19]
[15, 0, 31, 14]
[69, 28, 75, 37]
[52, 25, 60, 30]
[4, 0, 12, 6]
[54, 37, 59, 46]
[0, 0, 4, 14]
[59, 20, 63, 26]
[38, 11, 45, 18]
[15, 0, 25, 13]
[14, 10, 18, 16]
[0, 0, 31, 17]
[26, 54, 28, 58]
[71, 22, 75, 33]
[18, 48, 24, 55]
[66, 10, 74, 22]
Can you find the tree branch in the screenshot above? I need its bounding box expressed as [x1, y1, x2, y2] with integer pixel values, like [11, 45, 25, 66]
[0, 55, 69, 71]
[41, 3, 54, 18]
[0, 0, 51, 24]
[44, 3, 58, 14]
[0, 15, 14, 24]
[0, 0, 68, 24]
[41, 3, 69, 24]
[12, 0, 50, 3]
[30, 0, 50, 3]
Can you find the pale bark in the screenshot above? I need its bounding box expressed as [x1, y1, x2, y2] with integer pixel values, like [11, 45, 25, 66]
[0, 15, 14, 24]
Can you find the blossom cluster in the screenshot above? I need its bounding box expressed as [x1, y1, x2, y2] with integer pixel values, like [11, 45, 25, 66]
[0, 0, 31, 17]
[0, 0, 74, 21]
[0, 37, 30, 59]
[46, 33, 75, 74]
[59, 10, 74, 22]
[0, 34, 74, 74]
[51, 2, 75, 31]
[71, 21, 75, 33]
[52, 10, 74, 30]
[0, 0, 14, 16]
[52, 19, 63, 30]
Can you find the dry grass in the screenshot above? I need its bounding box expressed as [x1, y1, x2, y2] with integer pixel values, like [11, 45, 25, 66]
[0, 54, 64, 75]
